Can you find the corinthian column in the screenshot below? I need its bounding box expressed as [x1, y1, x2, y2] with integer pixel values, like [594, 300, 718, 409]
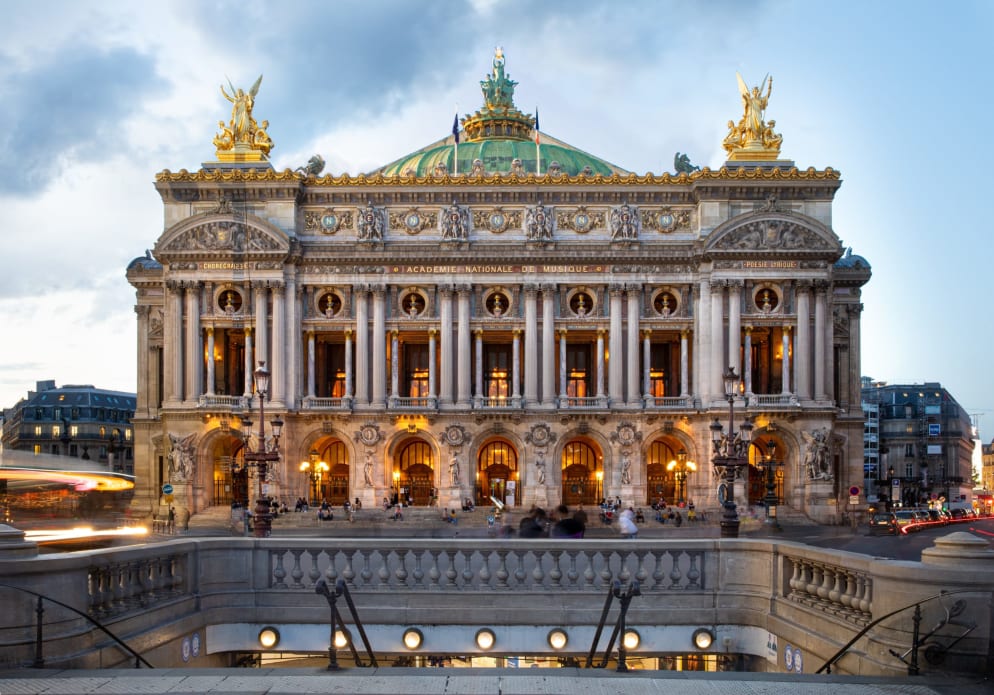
[206, 327, 216, 396]
[439, 286, 454, 405]
[523, 285, 538, 405]
[271, 281, 285, 404]
[795, 282, 811, 400]
[626, 286, 640, 405]
[354, 287, 369, 405]
[457, 286, 472, 406]
[609, 285, 623, 405]
[542, 285, 556, 406]
[184, 283, 201, 403]
[512, 328, 522, 407]
[372, 286, 386, 407]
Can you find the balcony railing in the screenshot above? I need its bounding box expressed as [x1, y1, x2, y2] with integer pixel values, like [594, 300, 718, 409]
[558, 396, 607, 409]
[644, 396, 693, 409]
[750, 393, 799, 407]
[388, 396, 436, 410]
[197, 395, 248, 409]
[302, 397, 351, 410]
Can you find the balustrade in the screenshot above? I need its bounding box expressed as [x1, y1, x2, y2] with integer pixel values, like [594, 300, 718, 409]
[87, 553, 187, 619]
[784, 555, 871, 625]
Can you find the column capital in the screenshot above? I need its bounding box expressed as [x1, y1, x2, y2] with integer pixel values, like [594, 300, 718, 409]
[782, 324, 792, 334]
[371, 284, 387, 297]
[540, 283, 557, 293]
[438, 284, 455, 297]
[557, 328, 568, 338]
[428, 328, 438, 338]
[474, 328, 484, 338]
[680, 328, 692, 339]
[796, 280, 814, 293]
[709, 279, 726, 291]
[253, 280, 269, 291]
[512, 328, 522, 338]
[625, 283, 642, 293]
[269, 280, 285, 291]
[641, 328, 652, 338]
[344, 328, 353, 338]
[206, 326, 214, 336]
[353, 284, 369, 295]
[456, 284, 473, 295]
[135, 305, 151, 318]
[727, 279, 744, 290]
[744, 324, 754, 334]
[523, 284, 539, 297]
[597, 327, 607, 337]
[390, 328, 399, 337]
[307, 328, 315, 338]
[814, 279, 831, 294]
[245, 326, 253, 336]
[609, 284, 625, 296]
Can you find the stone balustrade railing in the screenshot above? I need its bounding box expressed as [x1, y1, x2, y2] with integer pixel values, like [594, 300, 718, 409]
[0, 532, 990, 673]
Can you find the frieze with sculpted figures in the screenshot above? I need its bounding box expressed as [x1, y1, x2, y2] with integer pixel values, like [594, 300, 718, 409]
[716, 219, 832, 251]
[304, 208, 353, 234]
[556, 206, 605, 234]
[161, 221, 282, 253]
[641, 207, 692, 233]
[472, 207, 521, 234]
[389, 207, 438, 234]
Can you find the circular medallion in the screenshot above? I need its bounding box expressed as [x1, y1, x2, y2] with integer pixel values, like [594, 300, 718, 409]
[490, 212, 505, 229]
[321, 213, 338, 231]
[572, 210, 592, 233]
[191, 633, 201, 657]
[405, 212, 421, 230]
[656, 212, 675, 231]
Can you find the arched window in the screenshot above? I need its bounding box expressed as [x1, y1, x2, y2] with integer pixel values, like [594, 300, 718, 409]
[397, 440, 434, 505]
[561, 440, 601, 506]
[645, 439, 681, 505]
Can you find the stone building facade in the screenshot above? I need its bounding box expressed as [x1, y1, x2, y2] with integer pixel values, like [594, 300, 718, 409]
[127, 53, 871, 524]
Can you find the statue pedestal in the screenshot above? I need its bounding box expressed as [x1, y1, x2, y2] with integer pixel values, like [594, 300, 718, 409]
[356, 487, 377, 510]
[443, 487, 463, 510]
[804, 479, 836, 524]
[527, 486, 549, 510]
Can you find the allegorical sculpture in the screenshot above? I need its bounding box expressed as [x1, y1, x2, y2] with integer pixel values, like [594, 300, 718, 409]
[722, 73, 784, 161]
[213, 75, 274, 162]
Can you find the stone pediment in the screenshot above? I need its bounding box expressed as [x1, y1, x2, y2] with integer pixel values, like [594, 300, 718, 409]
[155, 213, 289, 259]
[706, 212, 837, 254]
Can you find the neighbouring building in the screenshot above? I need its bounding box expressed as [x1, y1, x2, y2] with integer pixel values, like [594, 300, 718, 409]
[861, 379, 975, 509]
[127, 52, 871, 524]
[1, 380, 136, 473]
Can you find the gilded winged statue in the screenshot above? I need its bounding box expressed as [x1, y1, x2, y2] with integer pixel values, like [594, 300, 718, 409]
[221, 75, 263, 144]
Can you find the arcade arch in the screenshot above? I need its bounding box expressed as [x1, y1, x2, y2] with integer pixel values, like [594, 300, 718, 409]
[394, 439, 435, 505]
[645, 438, 686, 506]
[310, 439, 349, 505]
[561, 438, 603, 507]
[476, 439, 518, 506]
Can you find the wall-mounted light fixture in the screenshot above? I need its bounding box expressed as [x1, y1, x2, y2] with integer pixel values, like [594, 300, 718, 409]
[622, 629, 640, 650]
[333, 628, 350, 649]
[547, 628, 568, 650]
[403, 628, 423, 650]
[258, 627, 280, 649]
[475, 628, 496, 650]
[692, 627, 715, 650]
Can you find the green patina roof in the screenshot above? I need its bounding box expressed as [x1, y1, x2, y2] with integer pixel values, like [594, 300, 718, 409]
[370, 50, 629, 178]
[374, 133, 628, 177]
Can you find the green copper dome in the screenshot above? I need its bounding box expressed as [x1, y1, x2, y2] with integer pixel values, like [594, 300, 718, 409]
[370, 50, 629, 178]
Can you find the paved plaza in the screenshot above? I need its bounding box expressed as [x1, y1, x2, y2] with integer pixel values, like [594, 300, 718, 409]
[0, 668, 990, 695]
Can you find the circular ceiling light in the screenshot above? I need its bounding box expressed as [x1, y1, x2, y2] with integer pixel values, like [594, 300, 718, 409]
[622, 629, 640, 650]
[403, 628, 424, 650]
[547, 629, 568, 650]
[475, 628, 496, 650]
[258, 627, 280, 649]
[693, 628, 715, 650]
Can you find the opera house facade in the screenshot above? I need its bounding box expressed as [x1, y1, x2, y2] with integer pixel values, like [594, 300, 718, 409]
[127, 52, 871, 525]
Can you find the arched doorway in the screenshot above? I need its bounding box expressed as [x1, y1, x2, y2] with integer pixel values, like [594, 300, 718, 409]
[476, 440, 518, 506]
[561, 439, 602, 507]
[313, 439, 349, 505]
[396, 439, 434, 505]
[645, 439, 684, 506]
[747, 436, 783, 505]
[211, 434, 247, 506]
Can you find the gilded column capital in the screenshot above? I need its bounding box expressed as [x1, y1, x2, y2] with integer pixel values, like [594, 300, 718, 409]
[344, 328, 353, 338]
[557, 328, 568, 338]
[245, 326, 253, 336]
[428, 328, 438, 338]
[597, 327, 607, 337]
[206, 326, 214, 336]
[680, 328, 692, 339]
[390, 328, 399, 337]
[512, 328, 522, 338]
[641, 328, 652, 338]
[744, 324, 754, 334]
[782, 324, 792, 334]
[307, 328, 315, 338]
[474, 328, 484, 338]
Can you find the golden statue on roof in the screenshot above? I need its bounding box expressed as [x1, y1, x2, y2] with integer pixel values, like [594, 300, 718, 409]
[213, 75, 273, 162]
[723, 72, 783, 161]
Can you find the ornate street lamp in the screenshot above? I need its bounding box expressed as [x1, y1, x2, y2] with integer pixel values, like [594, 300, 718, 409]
[710, 367, 752, 538]
[666, 450, 697, 504]
[241, 362, 284, 538]
[759, 439, 782, 530]
[300, 449, 328, 506]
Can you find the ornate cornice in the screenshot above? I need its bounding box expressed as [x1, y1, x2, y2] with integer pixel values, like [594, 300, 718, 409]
[155, 166, 840, 186]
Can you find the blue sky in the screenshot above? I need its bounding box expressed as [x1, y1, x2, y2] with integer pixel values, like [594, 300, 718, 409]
[1, 0, 992, 438]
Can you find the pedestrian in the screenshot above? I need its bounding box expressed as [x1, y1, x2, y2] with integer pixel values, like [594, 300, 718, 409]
[167, 505, 176, 533]
[618, 508, 638, 539]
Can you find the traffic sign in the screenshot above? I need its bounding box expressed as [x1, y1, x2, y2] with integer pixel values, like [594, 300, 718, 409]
[849, 485, 861, 496]
[162, 483, 174, 495]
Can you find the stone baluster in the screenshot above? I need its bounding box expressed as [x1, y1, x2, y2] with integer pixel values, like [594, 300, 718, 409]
[686, 553, 702, 589]
[273, 551, 288, 589]
[428, 550, 441, 588]
[478, 549, 492, 587]
[290, 550, 305, 589]
[549, 550, 564, 588]
[496, 550, 510, 589]
[583, 551, 596, 589]
[360, 552, 373, 585]
[567, 550, 580, 590]
[531, 550, 545, 584]
[393, 549, 408, 586]
[324, 550, 340, 584]
[462, 550, 475, 587]
[445, 550, 459, 588]
[411, 551, 425, 586]
[651, 550, 666, 591]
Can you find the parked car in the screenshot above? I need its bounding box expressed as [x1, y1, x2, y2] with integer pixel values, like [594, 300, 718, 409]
[925, 509, 948, 525]
[869, 512, 898, 535]
[949, 508, 972, 520]
[894, 510, 920, 532]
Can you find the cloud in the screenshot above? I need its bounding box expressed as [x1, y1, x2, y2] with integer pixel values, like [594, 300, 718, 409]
[0, 46, 165, 195]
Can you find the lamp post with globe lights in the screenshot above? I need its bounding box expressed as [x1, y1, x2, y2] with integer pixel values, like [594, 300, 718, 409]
[759, 438, 782, 530]
[709, 367, 753, 538]
[241, 362, 284, 538]
[300, 450, 328, 507]
[666, 450, 696, 505]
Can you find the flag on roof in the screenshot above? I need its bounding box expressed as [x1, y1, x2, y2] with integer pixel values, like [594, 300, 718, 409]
[452, 113, 460, 144]
[533, 108, 540, 144]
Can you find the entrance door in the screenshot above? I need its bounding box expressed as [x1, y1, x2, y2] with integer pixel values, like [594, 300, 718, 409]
[406, 463, 433, 505]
